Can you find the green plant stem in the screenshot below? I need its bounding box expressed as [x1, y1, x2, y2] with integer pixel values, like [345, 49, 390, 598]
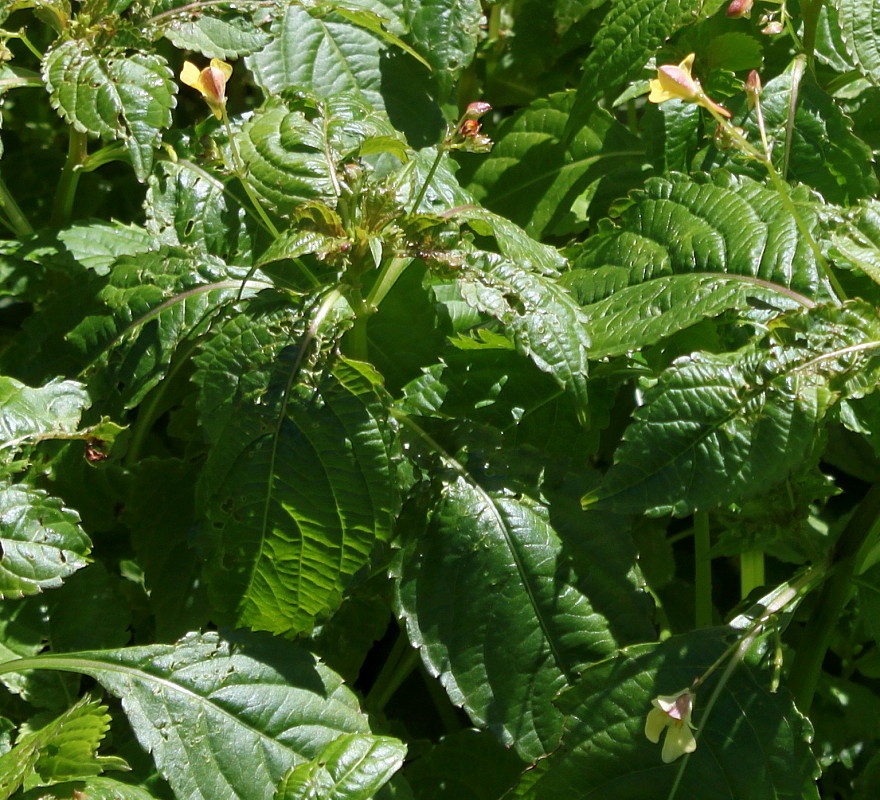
[0, 173, 33, 236]
[51, 128, 88, 228]
[410, 146, 446, 214]
[365, 630, 421, 713]
[694, 512, 712, 628]
[365, 256, 414, 309]
[706, 105, 846, 301]
[740, 549, 765, 598]
[221, 110, 280, 239]
[787, 482, 880, 713]
[800, 0, 826, 65]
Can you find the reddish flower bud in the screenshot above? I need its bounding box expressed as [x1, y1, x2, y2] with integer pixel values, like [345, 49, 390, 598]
[761, 21, 784, 35]
[726, 0, 753, 18]
[464, 101, 492, 120]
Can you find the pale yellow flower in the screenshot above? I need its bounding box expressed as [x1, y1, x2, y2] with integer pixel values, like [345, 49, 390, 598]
[644, 689, 697, 763]
[180, 58, 233, 119]
[648, 54, 731, 118]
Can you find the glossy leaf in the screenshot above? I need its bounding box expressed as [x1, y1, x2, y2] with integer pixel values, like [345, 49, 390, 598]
[274, 734, 405, 800]
[404, 0, 481, 98]
[42, 41, 175, 180]
[838, 0, 880, 85]
[592, 302, 880, 515]
[159, 9, 273, 59]
[397, 476, 616, 761]
[17, 776, 160, 800]
[459, 91, 643, 238]
[0, 484, 91, 600]
[0, 377, 89, 455]
[524, 629, 819, 799]
[197, 318, 400, 634]
[457, 252, 592, 418]
[3, 632, 393, 800]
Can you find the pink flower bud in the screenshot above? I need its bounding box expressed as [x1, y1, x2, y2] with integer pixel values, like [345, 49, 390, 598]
[726, 0, 753, 18]
[464, 101, 492, 120]
[761, 21, 784, 34]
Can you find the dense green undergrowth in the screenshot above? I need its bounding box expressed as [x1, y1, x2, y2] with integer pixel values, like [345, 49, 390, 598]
[2, 0, 880, 797]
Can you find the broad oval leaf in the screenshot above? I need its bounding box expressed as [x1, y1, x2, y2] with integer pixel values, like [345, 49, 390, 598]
[524, 628, 819, 799]
[5, 632, 395, 800]
[0, 484, 91, 600]
[396, 478, 616, 761]
[159, 9, 273, 59]
[42, 41, 175, 180]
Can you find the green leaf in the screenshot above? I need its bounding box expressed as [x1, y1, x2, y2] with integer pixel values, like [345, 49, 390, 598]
[567, 0, 725, 136]
[459, 91, 643, 238]
[3, 632, 391, 800]
[396, 476, 616, 761]
[0, 484, 91, 600]
[18, 776, 160, 800]
[714, 68, 878, 205]
[524, 629, 819, 799]
[404, 0, 481, 97]
[274, 734, 405, 800]
[124, 459, 210, 642]
[0, 696, 124, 798]
[42, 41, 175, 180]
[0, 377, 89, 455]
[404, 729, 525, 800]
[159, 9, 273, 58]
[246, 3, 395, 111]
[838, 0, 880, 85]
[591, 301, 880, 515]
[197, 321, 401, 635]
[456, 253, 591, 419]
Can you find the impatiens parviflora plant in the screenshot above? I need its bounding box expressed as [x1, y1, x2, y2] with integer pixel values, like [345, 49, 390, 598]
[5, 0, 880, 798]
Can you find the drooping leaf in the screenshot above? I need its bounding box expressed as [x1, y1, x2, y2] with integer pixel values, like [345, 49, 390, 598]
[196, 310, 400, 635]
[404, 0, 482, 98]
[42, 41, 176, 180]
[396, 475, 617, 761]
[0, 484, 91, 600]
[0, 377, 89, 455]
[523, 628, 819, 799]
[590, 301, 880, 515]
[274, 734, 406, 800]
[456, 253, 591, 419]
[2, 632, 394, 800]
[459, 91, 643, 238]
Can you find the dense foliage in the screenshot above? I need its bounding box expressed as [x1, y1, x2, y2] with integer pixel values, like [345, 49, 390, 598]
[2, 0, 880, 797]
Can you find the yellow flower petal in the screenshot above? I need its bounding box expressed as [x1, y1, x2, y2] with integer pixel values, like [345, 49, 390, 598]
[180, 61, 202, 90]
[644, 708, 667, 743]
[661, 720, 697, 763]
[210, 58, 233, 81]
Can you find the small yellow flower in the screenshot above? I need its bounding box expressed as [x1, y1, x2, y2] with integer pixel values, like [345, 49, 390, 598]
[180, 58, 233, 120]
[648, 54, 731, 118]
[644, 689, 697, 763]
